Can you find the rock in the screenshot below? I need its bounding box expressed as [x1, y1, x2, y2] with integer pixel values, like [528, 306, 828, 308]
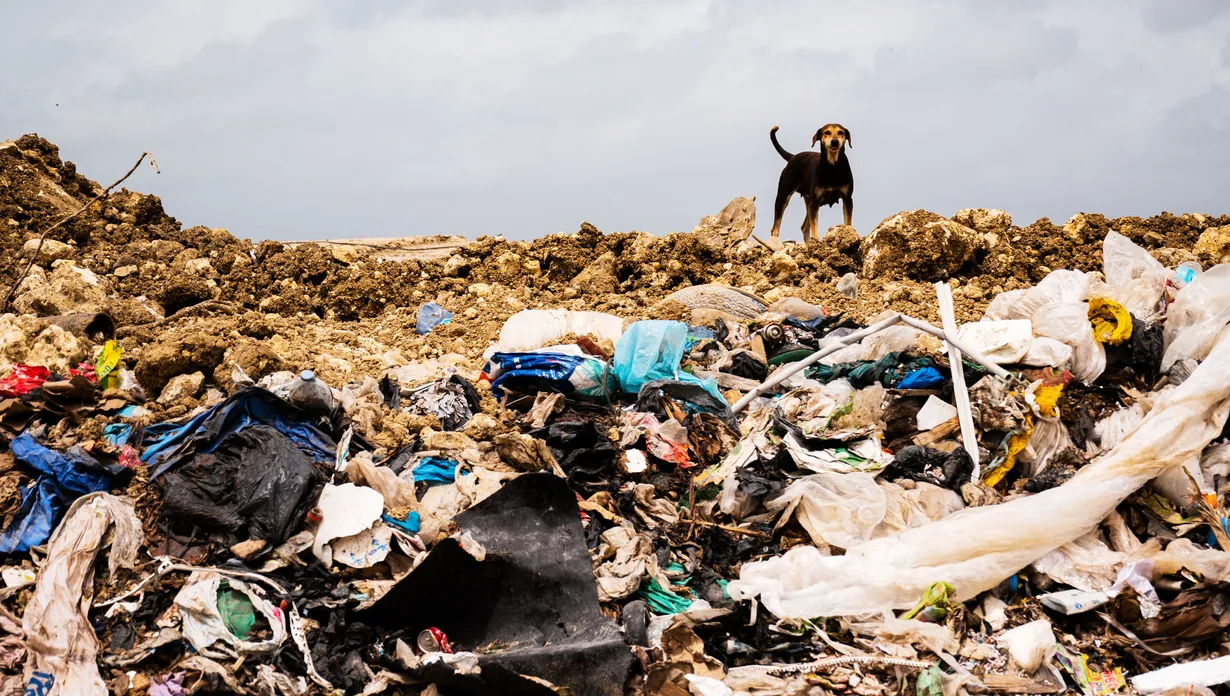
[467, 283, 493, 297]
[952, 208, 1013, 237]
[230, 539, 267, 560]
[21, 238, 74, 263]
[837, 272, 858, 298]
[522, 258, 542, 276]
[816, 225, 862, 274]
[443, 254, 470, 277]
[148, 240, 185, 259]
[859, 210, 983, 281]
[570, 251, 619, 295]
[12, 262, 112, 317]
[0, 314, 85, 374]
[213, 341, 287, 387]
[768, 250, 799, 283]
[155, 277, 214, 315]
[1150, 247, 1200, 269]
[494, 252, 523, 277]
[158, 371, 205, 405]
[184, 258, 214, 276]
[135, 334, 228, 396]
[691, 196, 756, 246]
[113, 265, 138, 278]
[1194, 226, 1230, 266]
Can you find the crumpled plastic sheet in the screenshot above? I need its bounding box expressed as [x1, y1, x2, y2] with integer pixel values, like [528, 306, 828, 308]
[729, 332, 1230, 618]
[1162, 264, 1230, 371]
[22, 493, 142, 696]
[0, 433, 118, 554]
[766, 472, 964, 551]
[339, 377, 383, 436]
[174, 572, 287, 659]
[1032, 531, 1125, 592]
[347, 451, 418, 509]
[142, 388, 337, 478]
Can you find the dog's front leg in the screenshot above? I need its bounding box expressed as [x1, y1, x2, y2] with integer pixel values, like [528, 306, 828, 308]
[842, 197, 853, 228]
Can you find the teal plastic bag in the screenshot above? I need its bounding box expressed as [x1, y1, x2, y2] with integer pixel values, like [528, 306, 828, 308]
[613, 321, 722, 401]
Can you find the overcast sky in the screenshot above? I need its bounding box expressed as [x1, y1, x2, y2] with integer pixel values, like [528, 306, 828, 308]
[3, 1, 1229, 242]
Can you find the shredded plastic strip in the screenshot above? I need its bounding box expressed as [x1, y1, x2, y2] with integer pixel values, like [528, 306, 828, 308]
[728, 655, 933, 676]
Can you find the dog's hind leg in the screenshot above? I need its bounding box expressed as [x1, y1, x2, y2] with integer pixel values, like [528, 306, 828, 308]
[770, 187, 791, 239]
[842, 196, 853, 228]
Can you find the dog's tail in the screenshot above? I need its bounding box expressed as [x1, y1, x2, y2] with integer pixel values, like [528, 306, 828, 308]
[770, 126, 793, 162]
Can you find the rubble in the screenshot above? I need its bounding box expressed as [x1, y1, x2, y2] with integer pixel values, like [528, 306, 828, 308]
[2, 134, 1230, 695]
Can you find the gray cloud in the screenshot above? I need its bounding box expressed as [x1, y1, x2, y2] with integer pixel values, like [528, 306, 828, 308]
[2, 0, 1229, 242]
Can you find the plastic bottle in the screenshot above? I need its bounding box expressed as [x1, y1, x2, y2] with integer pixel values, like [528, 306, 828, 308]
[286, 370, 335, 414]
[1173, 261, 1202, 290]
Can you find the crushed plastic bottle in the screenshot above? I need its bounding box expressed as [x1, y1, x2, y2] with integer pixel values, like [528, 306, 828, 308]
[286, 370, 335, 414]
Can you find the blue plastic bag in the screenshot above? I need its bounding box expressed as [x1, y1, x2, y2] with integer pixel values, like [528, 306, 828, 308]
[416, 303, 453, 335]
[896, 366, 946, 390]
[614, 321, 689, 394]
[412, 457, 458, 486]
[614, 321, 723, 400]
[483, 352, 614, 399]
[0, 434, 116, 553]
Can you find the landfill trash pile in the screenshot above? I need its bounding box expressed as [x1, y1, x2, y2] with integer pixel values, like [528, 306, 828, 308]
[2, 134, 1230, 696]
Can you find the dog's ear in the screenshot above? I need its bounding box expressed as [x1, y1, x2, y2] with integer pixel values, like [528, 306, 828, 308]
[811, 130, 822, 148]
[844, 128, 852, 149]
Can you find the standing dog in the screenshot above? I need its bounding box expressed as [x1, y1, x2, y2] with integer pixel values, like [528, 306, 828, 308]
[768, 124, 853, 243]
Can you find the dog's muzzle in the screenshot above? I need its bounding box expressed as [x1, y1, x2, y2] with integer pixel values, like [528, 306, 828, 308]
[828, 140, 841, 150]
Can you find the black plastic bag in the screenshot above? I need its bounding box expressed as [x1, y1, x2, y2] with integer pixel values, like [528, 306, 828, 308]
[529, 421, 617, 480]
[159, 424, 321, 546]
[881, 445, 973, 491]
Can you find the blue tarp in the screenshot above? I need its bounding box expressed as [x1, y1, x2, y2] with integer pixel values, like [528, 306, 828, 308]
[0, 434, 115, 553]
[142, 387, 336, 480]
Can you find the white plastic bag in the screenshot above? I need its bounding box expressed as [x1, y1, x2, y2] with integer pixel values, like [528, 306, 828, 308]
[821, 325, 921, 365]
[484, 309, 624, 360]
[999, 620, 1056, 673]
[1161, 264, 1230, 371]
[175, 572, 287, 658]
[953, 320, 1033, 364]
[1103, 231, 1169, 323]
[728, 331, 1230, 618]
[1020, 337, 1073, 368]
[984, 270, 1091, 321]
[1200, 443, 1230, 490]
[1031, 302, 1105, 383]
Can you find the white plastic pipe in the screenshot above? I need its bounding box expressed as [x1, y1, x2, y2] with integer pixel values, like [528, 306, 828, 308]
[934, 282, 981, 479]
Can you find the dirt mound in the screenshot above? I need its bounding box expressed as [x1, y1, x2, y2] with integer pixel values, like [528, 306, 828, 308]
[2, 133, 1226, 385]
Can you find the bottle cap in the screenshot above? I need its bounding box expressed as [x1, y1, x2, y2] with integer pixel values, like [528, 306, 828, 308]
[301, 370, 315, 381]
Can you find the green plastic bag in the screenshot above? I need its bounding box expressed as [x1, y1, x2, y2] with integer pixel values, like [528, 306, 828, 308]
[217, 584, 257, 639]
